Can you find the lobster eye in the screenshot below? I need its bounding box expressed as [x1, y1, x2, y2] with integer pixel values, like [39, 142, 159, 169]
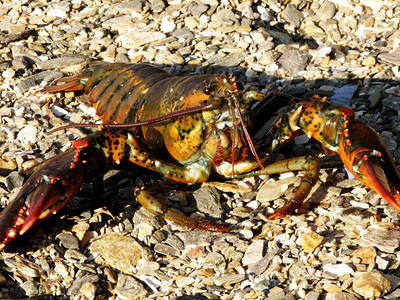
[203, 86, 214, 95]
[235, 81, 244, 90]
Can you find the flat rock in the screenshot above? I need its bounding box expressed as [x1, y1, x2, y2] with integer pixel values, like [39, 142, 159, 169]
[192, 186, 224, 218]
[278, 49, 311, 76]
[378, 51, 400, 66]
[353, 270, 391, 298]
[360, 228, 400, 253]
[242, 240, 265, 266]
[116, 30, 167, 49]
[89, 233, 142, 272]
[115, 274, 147, 300]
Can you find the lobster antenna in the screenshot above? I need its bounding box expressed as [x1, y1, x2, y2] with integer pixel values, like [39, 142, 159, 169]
[230, 99, 237, 177]
[47, 103, 214, 135]
[233, 99, 264, 169]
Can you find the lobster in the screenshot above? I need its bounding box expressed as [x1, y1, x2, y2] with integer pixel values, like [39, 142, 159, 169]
[0, 61, 399, 251]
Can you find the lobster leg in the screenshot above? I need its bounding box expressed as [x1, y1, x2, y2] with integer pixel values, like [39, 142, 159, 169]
[237, 155, 321, 219]
[135, 189, 228, 231]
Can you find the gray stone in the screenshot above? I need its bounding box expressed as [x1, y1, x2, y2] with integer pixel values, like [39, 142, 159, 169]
[57, 232, 80, 249]
[360, 228, 400, 253]
[190, 3, 208, 17]
[208, 52, 246, 67]
[192, 186, 223, 218]
[151, 0, 166, 13]
[115, 274, 147, 300]
[210, 8, 239, 27]
[19, 281, 39, 297]
[378, 51, 400, 66]
[5, 171, 24, 191]
[316, 1, 337, 20]
[35, 55, 90, 70]
[119, 0, 142, 13]
[154, 243, 180, 256]
[278, 49, 311, 76]
[282, 5, 303, 27]
[214, 274, 246, 286]
[67, 274, 99, 296]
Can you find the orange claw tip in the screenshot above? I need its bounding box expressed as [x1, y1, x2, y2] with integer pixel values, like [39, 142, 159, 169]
[357, 158, 400, 213]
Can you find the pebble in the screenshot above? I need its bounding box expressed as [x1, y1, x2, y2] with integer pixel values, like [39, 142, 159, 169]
[352, 271, 391, 298]
[89, 233, 142, 272]
[192, 186, 224, 218]
[56, 232, 80, 249]
[300, 231, 324, 254]
[242, 240, 265, 266]
[360, 228, 400, 253]
[323, 264, 354, 277]
[115, 274, 147, 300]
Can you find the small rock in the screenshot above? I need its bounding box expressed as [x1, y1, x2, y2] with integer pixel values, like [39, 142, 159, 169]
[316, 1, 337, 20]
[190, 4, 208, 17]
[360, 228, 400, 253]
[353, 271, 391, 298]
[67, 274, 99, 296]
[115, 274, 147, 300]
[257, 176, 301, 203]
[36, 55, 89, 70]
[352, 247, 376, 269]
[300, 232, 324, 253]
[362, 56, 376, 67]
[242, 240, 265, 266]
[323, 264, 354, 277]
[192, 186, 223, 218]
[116, 30, 166, 49]
[78, 282, 96, 300]
[214, 274, 246, 286]
[282, 5, 303, 27]
[57, 232, 80, 249]
[154, 243, 180, 257]
[208, 52, 246, 67]
[160, 17, 176, 33]
[151, 0, 165, 13]
[203, 252, 226, 274]
[0, 157, 17, 176]
[89, 233, 142, 272]
[210, 8, 239, 28]
[16, 125, 38, 144]
[5, 171, 24, 191]
[378, 51, 400, 66]
[176, 277, 195, 288]
[19, 281, 39, 297]
[278, 49, 311, 76]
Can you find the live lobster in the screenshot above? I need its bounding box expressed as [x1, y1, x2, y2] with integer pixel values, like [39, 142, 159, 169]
[0, 61, 399, 250]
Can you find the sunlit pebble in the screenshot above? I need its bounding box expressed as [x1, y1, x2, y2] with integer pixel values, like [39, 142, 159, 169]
[161, 17, 176, 33]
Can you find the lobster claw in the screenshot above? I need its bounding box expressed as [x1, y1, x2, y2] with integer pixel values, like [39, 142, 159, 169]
[0, 150, 86, 250]
[339, 118, 400, 212]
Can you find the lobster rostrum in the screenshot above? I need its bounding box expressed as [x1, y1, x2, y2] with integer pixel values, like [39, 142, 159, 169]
[0, 61, 399, 251]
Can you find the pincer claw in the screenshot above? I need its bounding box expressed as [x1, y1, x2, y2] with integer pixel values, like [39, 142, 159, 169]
[339, 119, 400, 213]
[0, 150, 87, 250]
[0, 175, 66, 250]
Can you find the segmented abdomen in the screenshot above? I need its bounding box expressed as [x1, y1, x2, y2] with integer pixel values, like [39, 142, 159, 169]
[81, 62, 216, 125]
